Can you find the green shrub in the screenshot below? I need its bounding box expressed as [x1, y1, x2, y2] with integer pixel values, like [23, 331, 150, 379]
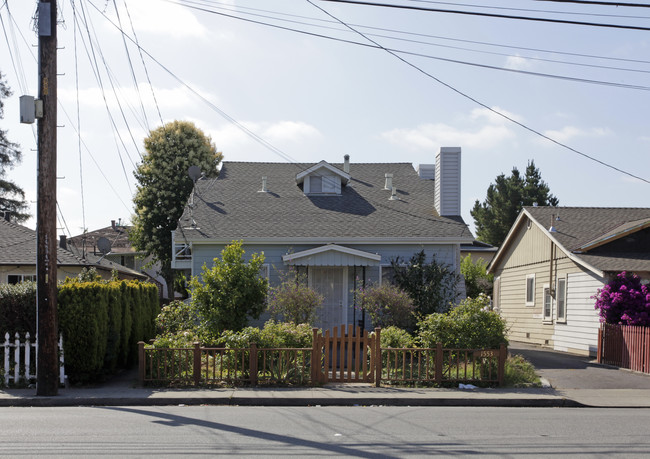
[504, 354, 541, 387]
[417, 294, 508, 349]
[156, 300, 199, 336]
[390, 250, 460, 316]
[190, 241, 268, 334]
[216, 320, 313, 349]
[460, 254, 494, 299]
[355, 283, 415, 330]
[379, 326, 415, 349]
[267, 268, 323, 326]
[0, 281, 36, 335]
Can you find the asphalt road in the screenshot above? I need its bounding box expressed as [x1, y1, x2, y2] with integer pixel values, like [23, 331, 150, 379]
[509, 342, 650, 390]
[2, 405, 649, 457]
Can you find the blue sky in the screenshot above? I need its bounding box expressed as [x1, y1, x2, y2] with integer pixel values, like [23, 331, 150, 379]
[1, 0, 649, 237]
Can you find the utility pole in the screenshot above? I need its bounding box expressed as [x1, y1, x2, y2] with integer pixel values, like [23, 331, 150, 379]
[36, 0, 59, 396]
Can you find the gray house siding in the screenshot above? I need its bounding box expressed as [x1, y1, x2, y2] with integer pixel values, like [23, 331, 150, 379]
[190, 242, 461, 330]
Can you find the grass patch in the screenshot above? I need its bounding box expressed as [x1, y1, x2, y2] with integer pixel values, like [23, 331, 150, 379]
[504, 354, 542, 387]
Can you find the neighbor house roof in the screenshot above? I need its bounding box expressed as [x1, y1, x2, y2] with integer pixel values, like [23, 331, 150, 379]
[0, 219, 146, 279]
[68, 222, 136, 256]
[176, 161, 473, 243]
[488, 206, 650, 276]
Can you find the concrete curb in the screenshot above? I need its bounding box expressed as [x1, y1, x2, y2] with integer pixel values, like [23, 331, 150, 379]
[0, 395, 584, 408]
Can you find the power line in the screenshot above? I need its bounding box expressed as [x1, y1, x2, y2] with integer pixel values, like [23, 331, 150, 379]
[317, 0, 650, 31]
[167, 0, 650, 91]
[533, 0, 650, 7]
[307, 0, 650, 185]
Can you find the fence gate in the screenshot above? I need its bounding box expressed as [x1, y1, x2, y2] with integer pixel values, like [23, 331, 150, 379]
[312, 324, 379, 384]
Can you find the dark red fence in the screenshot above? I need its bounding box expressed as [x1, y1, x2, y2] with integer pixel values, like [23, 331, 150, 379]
[598, 324, 650, 374]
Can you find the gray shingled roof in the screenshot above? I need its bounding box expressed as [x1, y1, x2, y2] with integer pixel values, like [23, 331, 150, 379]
[69, 223, 136, 255]
[0, 219, 146, 278]
[524, 206, 650, 273]
[178, 161, 472, 242]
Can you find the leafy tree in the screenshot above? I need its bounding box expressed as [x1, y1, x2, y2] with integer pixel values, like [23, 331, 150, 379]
[390, 250, 460, 316]
[0, 72, 29, 222]
[131, 121, 222, 298]
[190, 241, 268, 335]
[267, 268, 323, 326]
[460, 254, 494, 299]
[471, 160, 558, 246]
[593, 271, 650, 326]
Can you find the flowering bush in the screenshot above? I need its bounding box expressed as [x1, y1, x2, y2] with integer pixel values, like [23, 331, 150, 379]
[267, 269, 323, 326]
[355, 282, 416, 330]
[379, 326, 415, 349]
[593, 271, 650, 325]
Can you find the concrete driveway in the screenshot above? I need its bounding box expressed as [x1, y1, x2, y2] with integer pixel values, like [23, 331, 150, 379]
[509, 342, 650, 390]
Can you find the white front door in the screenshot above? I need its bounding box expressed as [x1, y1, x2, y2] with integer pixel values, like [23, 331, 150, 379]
[310, 267, 347, 332]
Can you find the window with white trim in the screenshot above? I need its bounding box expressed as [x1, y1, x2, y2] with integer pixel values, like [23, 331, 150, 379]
[380, 265, 396, 285]
[525, 274, 535, 306]
[7, 274, 36, 284]
[543, 284, 552, 322]
[556, 276, 567, 322]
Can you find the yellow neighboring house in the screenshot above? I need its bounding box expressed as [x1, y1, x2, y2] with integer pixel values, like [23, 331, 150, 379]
[0, 217, 147, 284]
[488, 206, 650, 356]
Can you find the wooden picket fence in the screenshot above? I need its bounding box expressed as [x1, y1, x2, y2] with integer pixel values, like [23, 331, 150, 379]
[598, 324, 650, 374]
[2, 332, 66, 387]
[140, 325, 507, 387]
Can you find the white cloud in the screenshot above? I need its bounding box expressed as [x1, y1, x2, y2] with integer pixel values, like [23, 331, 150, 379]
[207, 120, 322, 157]
[381, 107, 517, 151]
[505, 55, 533, 71]
[541, 126, 611, 144]
[115, 0, 208, 39]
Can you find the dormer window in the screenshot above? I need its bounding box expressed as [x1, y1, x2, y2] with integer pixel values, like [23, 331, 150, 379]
[309, 175, 337, 194]
[296, 160, 350, 196]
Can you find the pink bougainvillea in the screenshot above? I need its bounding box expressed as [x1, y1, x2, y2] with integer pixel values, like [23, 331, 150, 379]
[593, 272, 650, 326]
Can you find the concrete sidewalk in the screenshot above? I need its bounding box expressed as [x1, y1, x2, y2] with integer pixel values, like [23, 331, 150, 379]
[1, 379, 649, 408]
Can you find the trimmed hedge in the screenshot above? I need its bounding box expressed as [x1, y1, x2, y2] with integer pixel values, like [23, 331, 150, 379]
[0, 279, 159, 384]
[0, 281, 37, 336]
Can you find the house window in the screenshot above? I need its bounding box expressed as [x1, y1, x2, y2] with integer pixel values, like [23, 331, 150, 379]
[259, 264, 269, 280]
[543, 285, 552, 322]
[309, 175, 337, 194]
[380, 265, 396, 285]
[525, 274, 535, 306]
[174, 243, 192, 261]
[7, 274, 36, 284]
[557, 277, 567, 322]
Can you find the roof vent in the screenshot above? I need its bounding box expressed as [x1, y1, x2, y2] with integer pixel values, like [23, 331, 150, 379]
[258, 176, 268, 193]
[389, 186, 399, 201]
[549, 214, 557, 233]
[384, 173, 393, 190]
[344, 154, 350, 174]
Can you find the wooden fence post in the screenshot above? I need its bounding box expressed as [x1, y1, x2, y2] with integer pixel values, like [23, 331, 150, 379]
[435, 342, 443, 384]
[193, 342, 201, 386]
[374, 327, 381, 387]
[138, 341, 145, 386]
[498, 343, 507, 386]
[250, 343, 258, 386]
[311, 328, 320, 385]
[597, 326, 603, 364]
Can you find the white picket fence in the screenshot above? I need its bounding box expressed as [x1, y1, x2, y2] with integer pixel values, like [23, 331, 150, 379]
[2, 332, 65, 387]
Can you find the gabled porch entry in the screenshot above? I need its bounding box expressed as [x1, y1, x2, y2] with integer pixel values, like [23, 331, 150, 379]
[282, 244, 381, 331]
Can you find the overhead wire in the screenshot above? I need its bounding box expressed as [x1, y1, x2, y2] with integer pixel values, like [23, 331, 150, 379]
[123, 0, 164, 127]
[306, 0, 650, 185]
[166, 0, 650, 91]
[316, 0, 650, 31]
[112, 0, 150, 132]
[72, 0, 87, 232]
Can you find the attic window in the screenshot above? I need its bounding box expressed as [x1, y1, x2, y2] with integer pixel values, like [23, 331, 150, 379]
[308, 175, 338, 194]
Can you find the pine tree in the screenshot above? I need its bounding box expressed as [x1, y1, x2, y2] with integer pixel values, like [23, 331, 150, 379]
[471, 160, 558, 246]
[0, 72, 29, 222]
